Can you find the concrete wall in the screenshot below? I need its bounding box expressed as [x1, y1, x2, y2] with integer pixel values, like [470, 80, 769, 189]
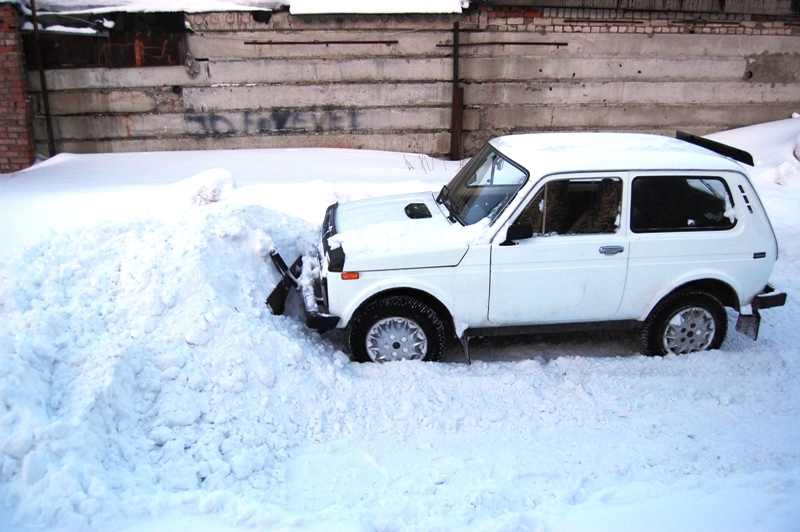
[28, 7, 800, 158]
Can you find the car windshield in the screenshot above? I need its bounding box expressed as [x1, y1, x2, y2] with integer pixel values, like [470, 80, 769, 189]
[437, 144, 529, 225]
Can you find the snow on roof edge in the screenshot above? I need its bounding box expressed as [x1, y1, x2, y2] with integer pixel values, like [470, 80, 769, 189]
[17, 1, 283, 15]
[14, 0, 468, 16]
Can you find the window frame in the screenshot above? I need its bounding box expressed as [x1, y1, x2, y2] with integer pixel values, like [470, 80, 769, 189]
[513, 175, 624, 236]
[438, 144, 530, 226]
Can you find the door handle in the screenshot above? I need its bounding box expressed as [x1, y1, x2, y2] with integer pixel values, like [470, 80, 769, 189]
[599, 246, 625, 256]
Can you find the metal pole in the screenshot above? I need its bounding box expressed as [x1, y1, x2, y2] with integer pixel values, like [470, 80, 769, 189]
[29, 0, 56, 156]
[449, 21, 463, 161]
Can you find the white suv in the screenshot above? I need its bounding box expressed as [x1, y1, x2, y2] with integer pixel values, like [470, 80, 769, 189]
[268, 132, 786, 362]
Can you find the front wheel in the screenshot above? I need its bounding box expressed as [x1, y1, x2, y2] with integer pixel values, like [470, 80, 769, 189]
[641, 290, 727, 356]
[348, 295, 446, 363]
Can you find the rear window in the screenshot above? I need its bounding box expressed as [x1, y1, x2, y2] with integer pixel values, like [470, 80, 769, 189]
[631, 176, 736, 233]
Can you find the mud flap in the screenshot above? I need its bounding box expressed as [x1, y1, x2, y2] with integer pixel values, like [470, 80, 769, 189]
[266, 250, 303, 316]
[459, 335, 471, 365]
[735, 309, 760, 341]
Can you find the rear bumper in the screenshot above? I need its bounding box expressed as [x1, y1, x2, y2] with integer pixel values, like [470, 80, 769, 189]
[735, 284, 787, 340]
[752, 283, 787, 310]
[265, 250, 340, 333]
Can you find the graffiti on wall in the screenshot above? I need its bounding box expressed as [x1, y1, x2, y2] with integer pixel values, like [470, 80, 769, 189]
[187, 109, 360, 136]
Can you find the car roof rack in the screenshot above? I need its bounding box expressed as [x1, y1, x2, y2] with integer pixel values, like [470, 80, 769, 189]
[676, 130, 754, 167]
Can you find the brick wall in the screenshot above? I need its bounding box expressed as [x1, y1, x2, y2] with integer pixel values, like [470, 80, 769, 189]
[0, 2, 34, 172]
[478, 5, 800, 35]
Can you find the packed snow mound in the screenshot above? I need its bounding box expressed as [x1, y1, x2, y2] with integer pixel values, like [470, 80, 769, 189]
[0, 200, 342, 528]
[711, 118, 800, 261]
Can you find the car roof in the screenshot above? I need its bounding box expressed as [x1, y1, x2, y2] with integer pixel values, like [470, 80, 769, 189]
[489, 132, 746, 178]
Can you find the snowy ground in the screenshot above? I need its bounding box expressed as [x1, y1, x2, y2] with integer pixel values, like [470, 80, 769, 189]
[1, 119, 799, 531]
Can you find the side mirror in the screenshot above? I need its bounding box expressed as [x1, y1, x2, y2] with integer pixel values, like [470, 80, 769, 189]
[501, 223, 534, 246]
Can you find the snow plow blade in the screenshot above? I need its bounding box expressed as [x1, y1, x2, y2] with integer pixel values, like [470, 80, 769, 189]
[266, 250, 301, 316]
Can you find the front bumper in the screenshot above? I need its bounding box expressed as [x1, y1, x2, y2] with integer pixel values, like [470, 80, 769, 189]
[735, 283, 787, 340]
[265, 250, 340, 333]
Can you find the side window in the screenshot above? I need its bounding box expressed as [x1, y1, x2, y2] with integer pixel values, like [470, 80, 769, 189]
[631, 176, 736, 233]
[515, 177, 622, 235]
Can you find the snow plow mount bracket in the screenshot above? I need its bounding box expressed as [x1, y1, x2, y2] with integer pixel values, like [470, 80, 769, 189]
[265, 249, 340, 333]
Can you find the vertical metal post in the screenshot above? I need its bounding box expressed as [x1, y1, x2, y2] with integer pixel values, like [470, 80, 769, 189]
[449, 21, 463, 161]
[30, 0, 57, 157]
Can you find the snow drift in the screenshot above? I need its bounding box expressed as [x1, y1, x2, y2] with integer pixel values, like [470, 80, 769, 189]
[0, 181, 343, 527]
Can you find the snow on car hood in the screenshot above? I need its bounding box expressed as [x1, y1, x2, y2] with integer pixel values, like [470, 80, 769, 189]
[329, 192, 488, 271]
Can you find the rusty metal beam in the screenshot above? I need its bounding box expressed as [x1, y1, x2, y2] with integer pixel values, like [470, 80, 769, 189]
[450, 22, 463, 161]
[30, 0, 56, 156]
[244, 40, 399, 46]
[437, 41, 568, 48]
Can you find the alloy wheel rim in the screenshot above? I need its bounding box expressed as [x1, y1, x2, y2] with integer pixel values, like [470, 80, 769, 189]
[365, 317, 428, 362]
[662, 306, 716, 354]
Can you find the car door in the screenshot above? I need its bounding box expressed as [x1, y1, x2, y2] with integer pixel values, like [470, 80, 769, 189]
[488, 176, 629, 326]
[619, 172, 748, 319]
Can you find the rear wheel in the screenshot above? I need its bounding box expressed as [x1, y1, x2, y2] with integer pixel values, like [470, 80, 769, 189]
[641, 290, 727, 356]
[349, 295, 446, 363]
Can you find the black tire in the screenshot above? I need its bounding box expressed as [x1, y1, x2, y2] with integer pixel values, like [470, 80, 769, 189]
[641, 289, 727, 356]
[348, 295, 446, 363]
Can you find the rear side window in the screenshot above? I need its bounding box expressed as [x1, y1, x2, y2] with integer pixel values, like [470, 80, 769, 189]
[631, 176, 736, 233]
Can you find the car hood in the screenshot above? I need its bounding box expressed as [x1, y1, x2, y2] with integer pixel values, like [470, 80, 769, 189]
[330, 192, 470, 271]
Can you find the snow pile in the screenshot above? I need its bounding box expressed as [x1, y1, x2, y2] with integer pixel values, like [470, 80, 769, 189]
[709, 116, 800, 190]
[761, 156, 800, 188]
[166, 168, 237, 206]
[0, 178, 346, 528]
[710, 117, 800, 263]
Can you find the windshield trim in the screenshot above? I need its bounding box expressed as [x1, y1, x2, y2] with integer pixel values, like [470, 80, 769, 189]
[438, 144, 529, 226]
[436, 184, 463, 225]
